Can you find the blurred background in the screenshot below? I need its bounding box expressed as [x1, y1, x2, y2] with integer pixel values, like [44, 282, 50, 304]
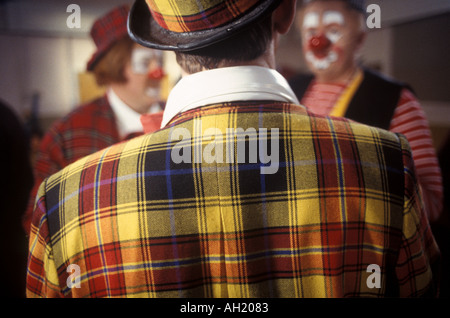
[0, 0, 449, 152]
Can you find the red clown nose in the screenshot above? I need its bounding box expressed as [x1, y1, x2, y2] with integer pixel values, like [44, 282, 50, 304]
[308, 35, 331, 57]
[148, 67, 165, 80]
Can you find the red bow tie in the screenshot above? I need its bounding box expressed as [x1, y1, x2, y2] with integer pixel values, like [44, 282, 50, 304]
[140, 111, 164, 133]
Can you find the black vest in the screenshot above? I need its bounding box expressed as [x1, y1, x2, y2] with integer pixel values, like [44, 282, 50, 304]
[288, 69, 410, 130]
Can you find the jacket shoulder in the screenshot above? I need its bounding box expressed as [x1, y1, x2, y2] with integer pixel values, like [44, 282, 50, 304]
[41, 96, 118, 149]
[53, 96, 113, 128]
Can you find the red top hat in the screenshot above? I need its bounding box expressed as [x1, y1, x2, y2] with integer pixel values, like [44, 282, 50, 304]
[87, 5, 130, 71]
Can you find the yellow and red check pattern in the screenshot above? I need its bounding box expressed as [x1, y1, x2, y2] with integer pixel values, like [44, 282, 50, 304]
[146, 0, 260, 32]
[27, 102, 439, 297]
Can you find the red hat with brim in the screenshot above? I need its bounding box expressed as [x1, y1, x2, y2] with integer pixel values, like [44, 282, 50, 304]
[128, 0, 281, 52]
[87, 5, 130, 71]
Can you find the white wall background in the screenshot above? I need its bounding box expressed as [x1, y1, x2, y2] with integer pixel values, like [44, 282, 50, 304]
[0, 35, 94, 117]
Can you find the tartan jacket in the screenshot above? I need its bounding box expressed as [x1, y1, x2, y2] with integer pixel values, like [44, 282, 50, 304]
[26, 101, 440, 298]
[23, 96, 125, 234]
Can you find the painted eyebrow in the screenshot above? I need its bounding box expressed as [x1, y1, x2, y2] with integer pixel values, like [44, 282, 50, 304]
[323, 11, 345, 26]
[303, 12, 320, 29]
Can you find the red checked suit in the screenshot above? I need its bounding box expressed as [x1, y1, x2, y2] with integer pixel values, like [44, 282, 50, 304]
[23, 96, 126, 234]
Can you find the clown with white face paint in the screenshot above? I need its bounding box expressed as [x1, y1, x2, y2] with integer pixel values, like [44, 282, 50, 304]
[303, 10, 344, 70]
[130, 47, 166, 105]
[289, 0, 443, 223]
[298, 0, 366, 82]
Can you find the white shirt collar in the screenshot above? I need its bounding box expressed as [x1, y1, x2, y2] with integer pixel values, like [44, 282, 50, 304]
[161, 66, 299, 128]
[107, 88, 145, 138]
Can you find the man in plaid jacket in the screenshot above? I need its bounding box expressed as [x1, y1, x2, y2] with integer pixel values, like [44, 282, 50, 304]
[26, 0, 440, 298]
[22, 5, 165, 234]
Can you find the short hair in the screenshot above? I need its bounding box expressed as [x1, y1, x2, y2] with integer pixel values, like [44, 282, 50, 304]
[175, 15, 273, 74]
[92, 36, 134, 86]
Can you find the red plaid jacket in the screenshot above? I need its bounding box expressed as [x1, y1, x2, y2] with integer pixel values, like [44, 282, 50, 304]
[22, 95, 137, 234]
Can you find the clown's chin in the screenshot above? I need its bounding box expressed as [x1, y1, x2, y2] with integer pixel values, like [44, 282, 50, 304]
[146, 87, 160, 99]
[306, 51, 338, 70]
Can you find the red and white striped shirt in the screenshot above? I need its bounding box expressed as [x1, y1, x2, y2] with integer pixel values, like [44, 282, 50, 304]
[302, 82, 443, 222]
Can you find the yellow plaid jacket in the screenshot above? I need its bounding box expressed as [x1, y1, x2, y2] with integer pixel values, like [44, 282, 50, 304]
[27, 102, 439, 298]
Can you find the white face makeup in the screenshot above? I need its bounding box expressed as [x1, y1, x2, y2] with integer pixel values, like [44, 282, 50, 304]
[323, 11, 344, 43]
[127, 47, 163, 107]
[131, 48, 162, 74]
[305, 51, 338, 70]
[303, 11, 320, 30]
[302, 10, 346, 70]
[145, 87, 160, 99]
[323, 11, 344, 27]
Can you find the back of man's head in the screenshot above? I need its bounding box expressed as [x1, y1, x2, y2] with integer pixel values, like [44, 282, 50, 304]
[128, 0, 292, 73]
[175, 16, 273, 74]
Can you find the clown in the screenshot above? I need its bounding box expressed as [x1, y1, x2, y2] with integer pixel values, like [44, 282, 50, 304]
[289, 0, 443, 223]
[130, 46, 165, 105]
[299, 0, 366, 81]
[22, 5, 166, 234]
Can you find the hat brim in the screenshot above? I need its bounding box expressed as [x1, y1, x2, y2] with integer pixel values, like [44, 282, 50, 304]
[87, 50, 103, 71]
[87, 38, 126, 71]
[128, 0, 281, 52]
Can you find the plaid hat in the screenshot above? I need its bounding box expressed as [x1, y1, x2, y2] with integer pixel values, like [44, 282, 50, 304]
[302, 0, 366, 12]
[87, 5, 130, 71]
[128, 0, 282, 52]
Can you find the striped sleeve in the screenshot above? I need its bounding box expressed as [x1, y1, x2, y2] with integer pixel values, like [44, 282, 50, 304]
[389, 89, 443, 223]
